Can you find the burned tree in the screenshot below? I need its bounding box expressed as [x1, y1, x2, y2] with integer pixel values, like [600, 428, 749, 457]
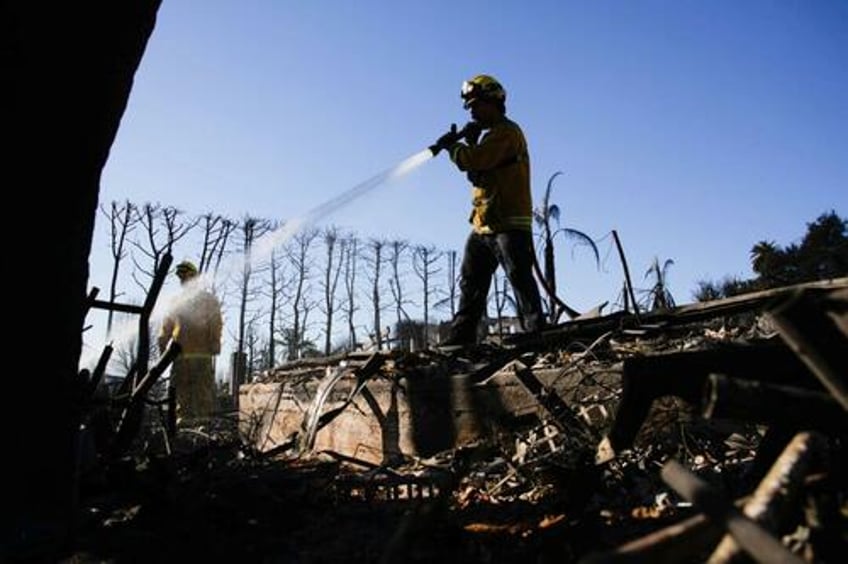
[131, 203, 198, 291]
[388, 239, 411, 349]
[121, 204, 196, 383]
[109, 311, 143, 374]
[197, 212, 237, 278]
[318, 226, 345, 356]
[101, 199, 138, 334]
[263, 222, 291, 369]
[232, 216, 271, 400]
[412, 244, 442, 347]
[131, 203, 163, 289]
[364, 238, 388, 349]
[244, 315, 265, 378]
[282, 228, 318, 360]
[436, 249, 460, 318]
[341, 234, 360, 349]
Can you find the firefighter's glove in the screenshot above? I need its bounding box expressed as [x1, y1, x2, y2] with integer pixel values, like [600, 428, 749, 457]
[462, 121, 483, 146]
[429, 124, 461, 156]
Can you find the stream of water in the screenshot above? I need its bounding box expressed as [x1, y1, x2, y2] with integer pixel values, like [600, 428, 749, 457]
[80, 148, 435, 370]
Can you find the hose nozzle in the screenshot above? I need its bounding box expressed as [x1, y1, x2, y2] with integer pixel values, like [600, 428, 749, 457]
[429, 122, 478, 156]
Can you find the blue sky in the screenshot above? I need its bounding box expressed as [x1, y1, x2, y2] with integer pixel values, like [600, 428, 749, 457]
[96, 0, 847, 318]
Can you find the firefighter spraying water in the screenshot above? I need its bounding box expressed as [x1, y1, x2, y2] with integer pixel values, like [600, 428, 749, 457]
[428, 74, 546, 351]
[85, 74, 546, 371]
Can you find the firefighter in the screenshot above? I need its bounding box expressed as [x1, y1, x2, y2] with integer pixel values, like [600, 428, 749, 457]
[158, 260, 223, 420]
[430, 74, 545, 349]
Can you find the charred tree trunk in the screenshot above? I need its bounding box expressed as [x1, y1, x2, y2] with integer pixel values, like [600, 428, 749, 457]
[235, 217, 266, 397]
[320, 227, 343, 356]
[103, 200, 136, 334]
[388, 240, 409, 349]
[366, 239, 386, 349]
[413, 245, 442, 348]
[342, 236, 359, 349]
[446, 250, 458, 317]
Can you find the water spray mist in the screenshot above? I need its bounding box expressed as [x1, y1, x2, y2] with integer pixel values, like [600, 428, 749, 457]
[81, 148, 435, 370]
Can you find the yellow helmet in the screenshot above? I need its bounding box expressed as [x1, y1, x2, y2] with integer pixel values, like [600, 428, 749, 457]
[461, 74, 506, 109]
[175, 260, 198, 277]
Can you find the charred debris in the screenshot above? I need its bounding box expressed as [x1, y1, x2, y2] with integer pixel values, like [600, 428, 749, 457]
[70, 278, 846, 562]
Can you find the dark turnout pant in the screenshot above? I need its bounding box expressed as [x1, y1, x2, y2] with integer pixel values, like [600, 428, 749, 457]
[449, 229, 545, 342]
[171, 355, 216, 420]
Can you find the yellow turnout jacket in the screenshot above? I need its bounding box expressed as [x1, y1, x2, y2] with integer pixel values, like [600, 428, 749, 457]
[158, 289, 223, 356]
[449, 117, 532, 234]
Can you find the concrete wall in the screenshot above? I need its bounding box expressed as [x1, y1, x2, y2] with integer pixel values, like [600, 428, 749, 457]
[239, 364, 598, 464]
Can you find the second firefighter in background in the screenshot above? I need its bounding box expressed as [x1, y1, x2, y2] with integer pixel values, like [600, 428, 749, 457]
[158, 260, 224, 420]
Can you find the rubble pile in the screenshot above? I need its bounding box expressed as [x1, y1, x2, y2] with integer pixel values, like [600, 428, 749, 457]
[71, 282, 846, 562]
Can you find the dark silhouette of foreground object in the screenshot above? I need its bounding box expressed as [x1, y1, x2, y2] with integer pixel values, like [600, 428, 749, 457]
[7, 1, 163, 559]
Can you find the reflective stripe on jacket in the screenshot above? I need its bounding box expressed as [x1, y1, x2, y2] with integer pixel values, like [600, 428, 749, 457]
[449, 117, 532, 234]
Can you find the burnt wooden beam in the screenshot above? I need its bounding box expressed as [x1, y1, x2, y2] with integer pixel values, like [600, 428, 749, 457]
[268, 348, 389, 372]
[708, 432, 826, 563]
[111, 340, 181, 456]
[86, 344, 113, 400]
[661, 460, 804, 564]
[92, 254, 174, 397]
[769, 287, 848, 411]
[85, 287, 100, 315]
[511, 360, 596, 442]
[703, 374, 847, 434]
[136, 252, 172, 382]
[130, 341, 181, 401]
[584, 433, 828, 563]
[510, 311, 633, 351]
[599, 343, 820, 462]
[166, 384, 176, 438]
[581, 511, 726, 564]
[113, 361, 138, 399]
[89, 299, 144, 315]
